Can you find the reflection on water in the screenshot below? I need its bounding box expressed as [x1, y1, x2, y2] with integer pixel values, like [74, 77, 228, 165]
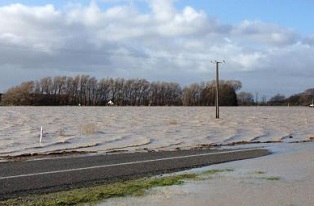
[0, 106, 313, 156]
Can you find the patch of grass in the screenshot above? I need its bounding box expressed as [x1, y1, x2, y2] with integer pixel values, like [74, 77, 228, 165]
[201, 168, 234, 175]
[196, 168, 234, 181]
[263, 176, 281, 181]
[250, 171, 266, 175]
[0, 174, 197, 206]
[168, 120, 178, 125]
[80, 123, 96, 135]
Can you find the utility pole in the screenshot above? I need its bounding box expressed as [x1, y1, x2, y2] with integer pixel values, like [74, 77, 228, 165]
[211, 60, 225, 119]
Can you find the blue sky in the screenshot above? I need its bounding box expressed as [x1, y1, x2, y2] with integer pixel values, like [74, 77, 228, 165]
[0, 0, 314, 99]
[189, 0, 312, 34]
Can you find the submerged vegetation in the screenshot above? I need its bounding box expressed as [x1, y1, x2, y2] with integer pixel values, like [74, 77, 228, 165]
[201, 168, 234, 175]
[250, 171, 266, 175]
[0, 168, 282, 206]
[263, 176, 281, 181]
[248, 171, 281, 181]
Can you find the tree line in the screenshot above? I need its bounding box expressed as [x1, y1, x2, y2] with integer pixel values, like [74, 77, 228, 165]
[0, 75, 241, 106]
[267, 88, 314, 106]
[236, 89, 314, 106]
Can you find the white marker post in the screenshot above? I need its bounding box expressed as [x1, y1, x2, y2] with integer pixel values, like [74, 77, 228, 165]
[39, 126, 43, 143]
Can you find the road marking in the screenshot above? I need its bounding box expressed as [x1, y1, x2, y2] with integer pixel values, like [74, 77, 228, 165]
[0, 149, 263, 180]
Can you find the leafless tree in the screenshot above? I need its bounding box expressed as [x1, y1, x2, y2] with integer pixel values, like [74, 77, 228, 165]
[237, 92, 254, 106]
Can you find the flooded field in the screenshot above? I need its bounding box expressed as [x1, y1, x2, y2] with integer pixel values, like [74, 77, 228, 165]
[0, 106, 313, 157]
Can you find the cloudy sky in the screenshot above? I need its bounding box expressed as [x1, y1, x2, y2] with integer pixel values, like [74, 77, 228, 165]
[0, 0, 314, 99]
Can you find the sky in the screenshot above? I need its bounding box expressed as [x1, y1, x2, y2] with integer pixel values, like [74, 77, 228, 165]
[0, 0, 314, 99]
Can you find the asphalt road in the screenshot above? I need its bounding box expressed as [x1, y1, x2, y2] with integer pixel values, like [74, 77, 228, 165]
[0, 148, 270, 200]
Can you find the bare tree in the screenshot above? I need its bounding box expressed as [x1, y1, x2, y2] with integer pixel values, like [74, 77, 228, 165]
[87, 77, 98, 105]
[2, 75, 242, 106]
[237, 92, 254, 106]
[182, 83, 204, 106]
[225, 80, 242, 91]
[97, 78, 111, 105]
[40, 77, 53, 95]
[2, 81, 34, 105]
[268, 93, 286, 106]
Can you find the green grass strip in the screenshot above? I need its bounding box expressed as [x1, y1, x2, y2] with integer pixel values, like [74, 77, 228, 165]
[0, 173, 197, 206]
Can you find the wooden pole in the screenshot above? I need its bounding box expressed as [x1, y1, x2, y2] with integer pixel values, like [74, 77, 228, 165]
[215, 62, 220, 119]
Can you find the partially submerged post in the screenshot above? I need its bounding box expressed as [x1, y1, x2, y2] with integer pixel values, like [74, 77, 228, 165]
[39, 126, 43, 143]
[211, 60, 225, 119]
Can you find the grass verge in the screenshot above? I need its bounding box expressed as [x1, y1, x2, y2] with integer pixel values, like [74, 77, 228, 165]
[0, 174, 197, 206]
[0, 168, 282, 205]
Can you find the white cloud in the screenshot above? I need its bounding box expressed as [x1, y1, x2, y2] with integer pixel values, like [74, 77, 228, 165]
[233, 20, 298, 47]
[303, 34, 314, 46]
[0, 1, 313, 96]
[150, 0, 175, 22]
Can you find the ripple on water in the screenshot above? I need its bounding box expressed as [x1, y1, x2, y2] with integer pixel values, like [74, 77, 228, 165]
[0, 107, 314, 156]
